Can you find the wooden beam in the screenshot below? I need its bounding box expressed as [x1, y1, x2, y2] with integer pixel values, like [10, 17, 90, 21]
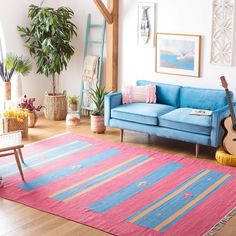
[93, 0, 119, 92]
[93, 0, 113, 24]
[106, 0, 119, 92]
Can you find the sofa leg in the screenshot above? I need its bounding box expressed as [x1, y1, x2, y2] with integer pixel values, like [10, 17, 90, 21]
[148, 135, 151, 144]
[120, 129, 124, 143]
[196, 144, 200, 158]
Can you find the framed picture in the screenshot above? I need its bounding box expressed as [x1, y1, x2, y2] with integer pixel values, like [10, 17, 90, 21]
[138, 2, 155, 47]
[211, 0, 235, 66]
[155, 33, 201, 77]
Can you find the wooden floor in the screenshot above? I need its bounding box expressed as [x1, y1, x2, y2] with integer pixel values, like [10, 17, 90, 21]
[0, 117, 235, 236]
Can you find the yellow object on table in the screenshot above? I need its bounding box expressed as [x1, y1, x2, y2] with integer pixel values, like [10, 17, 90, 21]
[215, 147, 236, 167]
[2, 108, 28, 138]
[3, 117, 28, 138]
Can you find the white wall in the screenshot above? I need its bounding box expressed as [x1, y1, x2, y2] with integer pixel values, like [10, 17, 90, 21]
[0, 0, 105, 106]
[0, 0, 59, 106]
[119, 0, 236, 97]
[58, 0, 105, 97]
[1, 0, 236, 104]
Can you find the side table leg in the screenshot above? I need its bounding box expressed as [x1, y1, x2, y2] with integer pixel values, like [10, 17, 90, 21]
[14, 149, 25, 181]
[18, 148, 24, 164]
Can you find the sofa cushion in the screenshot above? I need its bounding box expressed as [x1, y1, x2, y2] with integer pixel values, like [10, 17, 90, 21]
[159, 108, 212, 135]
[136, 80, 181, 107]
[111, 103, 175, 125]
[180, 87, 231, 110]
[122, 85, 156, 104]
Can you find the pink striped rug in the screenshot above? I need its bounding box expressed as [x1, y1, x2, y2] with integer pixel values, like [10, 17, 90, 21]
[0, 132, 236, 236]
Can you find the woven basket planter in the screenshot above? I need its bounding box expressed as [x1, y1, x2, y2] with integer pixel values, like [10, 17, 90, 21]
[44, 91, 67, 120]
[3, 117, 28, 138]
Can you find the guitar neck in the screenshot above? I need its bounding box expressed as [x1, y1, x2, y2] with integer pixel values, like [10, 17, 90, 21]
[225, 88, 236, 125]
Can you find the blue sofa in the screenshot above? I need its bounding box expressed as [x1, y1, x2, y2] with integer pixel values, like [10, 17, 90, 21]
[105, 80, 236, 157]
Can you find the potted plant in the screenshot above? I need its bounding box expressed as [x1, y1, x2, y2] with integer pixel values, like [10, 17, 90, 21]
[68, 96, 79, 111]
[17, 4, 77, 120]
[6, 53, 32, 100]
[3, 108, 29, 137]
[0, 54, 31, 100]
[6, 53, 32, 77]
[90, 84, 109, 133]
[18, 95, 43, 128]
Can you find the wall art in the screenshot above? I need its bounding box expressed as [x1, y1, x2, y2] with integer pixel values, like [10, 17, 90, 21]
[211, 0, 235, 66]
[138, 2, 155, 47]
[155, 33, 201, 77]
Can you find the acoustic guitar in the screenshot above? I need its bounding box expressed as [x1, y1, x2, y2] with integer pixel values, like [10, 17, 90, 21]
[220, 76, 236, 155]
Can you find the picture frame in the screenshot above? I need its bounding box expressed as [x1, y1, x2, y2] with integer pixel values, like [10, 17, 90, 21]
[138, 2, 156, 47]
[155, 33, 201, 77]
[210, 0, 235, 66]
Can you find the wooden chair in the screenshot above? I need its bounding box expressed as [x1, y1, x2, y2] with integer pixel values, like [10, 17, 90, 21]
[0, 131, 25, 181]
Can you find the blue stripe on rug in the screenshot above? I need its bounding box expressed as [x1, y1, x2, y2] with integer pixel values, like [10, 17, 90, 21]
[52, 155, 151, 201]
[89, 162, 183, 213]
[18, 148, 122, 191]
[127, 170, 231, 232]
[0, 141, 89, 175]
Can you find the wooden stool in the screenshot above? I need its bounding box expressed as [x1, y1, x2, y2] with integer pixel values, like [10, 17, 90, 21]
[0, 132, 25, 181]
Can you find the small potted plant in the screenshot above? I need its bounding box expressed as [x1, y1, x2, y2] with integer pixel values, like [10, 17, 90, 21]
[6, 53, 32, 100]
[0, 53, 31, 100]
[6, 53, 32, 76]
[68, 96, 79, 111]
[90, 84, 109, 133]
[3, 108, 28, 137]
[18, 95, 43, 128]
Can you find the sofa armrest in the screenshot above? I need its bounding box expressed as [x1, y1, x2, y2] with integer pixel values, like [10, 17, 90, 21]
[211, 102, 236, 147]
[104, 92, 122, 126]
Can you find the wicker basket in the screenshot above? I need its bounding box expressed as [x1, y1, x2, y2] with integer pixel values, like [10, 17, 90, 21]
[3, 117, 28, 138]
[44, 91, 67, 120]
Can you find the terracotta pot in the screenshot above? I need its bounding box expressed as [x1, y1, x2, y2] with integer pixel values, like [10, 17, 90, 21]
[90, 115, 106, 134]
[28, 111, 38, 128]
[66, 112, 80, 126]
[2, 81, 11, 100]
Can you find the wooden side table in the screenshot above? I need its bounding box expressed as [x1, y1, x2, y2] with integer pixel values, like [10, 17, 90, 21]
[0, 131, 25, 181]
